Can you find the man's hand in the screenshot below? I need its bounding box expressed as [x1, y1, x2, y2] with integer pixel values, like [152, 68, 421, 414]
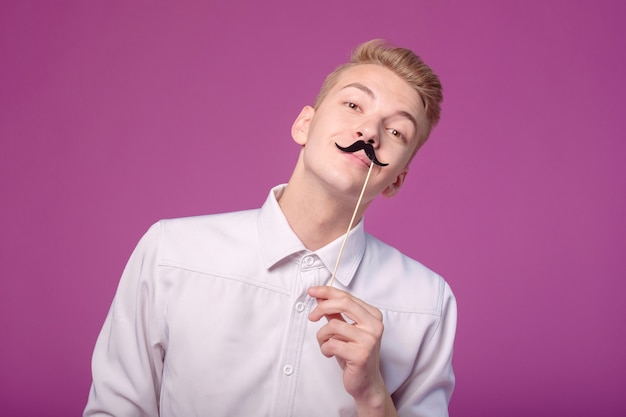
[307, 286, 398, 417]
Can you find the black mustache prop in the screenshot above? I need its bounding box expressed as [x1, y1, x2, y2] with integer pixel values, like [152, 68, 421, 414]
[335, 140, 389, 167]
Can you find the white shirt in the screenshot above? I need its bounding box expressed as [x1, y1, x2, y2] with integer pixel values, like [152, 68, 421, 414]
[84, 185, 456, 417]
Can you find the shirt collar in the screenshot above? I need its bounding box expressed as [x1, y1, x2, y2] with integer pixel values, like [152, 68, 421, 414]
[258, 184, 366, 287]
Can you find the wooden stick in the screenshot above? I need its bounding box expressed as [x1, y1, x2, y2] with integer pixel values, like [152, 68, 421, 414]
[328, 161, 375, 287]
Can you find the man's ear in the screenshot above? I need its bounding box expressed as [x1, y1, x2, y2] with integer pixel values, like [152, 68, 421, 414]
[382, 167, 409, 198]
[291, 106, 315, 145]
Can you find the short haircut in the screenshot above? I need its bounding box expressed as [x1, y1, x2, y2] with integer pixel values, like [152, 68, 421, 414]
[314, 39, 443, 145]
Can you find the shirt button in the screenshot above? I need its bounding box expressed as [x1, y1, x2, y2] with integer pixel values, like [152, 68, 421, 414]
[304, 256, 314, 266]
[295, 302, 305, 313]
[283, 364, 294, 376]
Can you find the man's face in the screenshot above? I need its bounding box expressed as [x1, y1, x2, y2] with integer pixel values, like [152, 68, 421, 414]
[291, 64, 428, 202]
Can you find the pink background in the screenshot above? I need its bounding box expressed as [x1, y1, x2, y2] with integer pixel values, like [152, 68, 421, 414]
[1, 1, 624, 415]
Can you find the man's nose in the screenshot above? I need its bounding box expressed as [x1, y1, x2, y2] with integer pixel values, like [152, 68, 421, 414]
[355, 128, 379, 147]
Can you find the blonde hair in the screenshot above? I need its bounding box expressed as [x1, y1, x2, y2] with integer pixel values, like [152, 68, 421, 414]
[314, 39, 443, 143]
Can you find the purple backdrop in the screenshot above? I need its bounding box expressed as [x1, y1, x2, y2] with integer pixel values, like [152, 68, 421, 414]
[1, 1, 624, 416]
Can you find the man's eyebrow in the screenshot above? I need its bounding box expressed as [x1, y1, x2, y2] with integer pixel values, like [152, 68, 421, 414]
[341, 82, 375, 98]
[397, 110, 419, 133]
[341, 82, 420, 132]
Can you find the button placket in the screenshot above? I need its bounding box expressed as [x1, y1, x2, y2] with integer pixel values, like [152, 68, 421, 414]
[273, 253, 328, 415]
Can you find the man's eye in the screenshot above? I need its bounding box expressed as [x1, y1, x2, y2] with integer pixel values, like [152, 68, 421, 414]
[345, 102, 360, 111]
[388, 128, 408, 143]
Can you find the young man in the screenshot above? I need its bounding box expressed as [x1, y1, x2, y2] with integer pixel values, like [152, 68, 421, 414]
[84, 40, 456, 417]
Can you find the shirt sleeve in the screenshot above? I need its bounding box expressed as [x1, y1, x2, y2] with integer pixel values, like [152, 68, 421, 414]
[393, 279, 457, 417]
[84, 222, 166, 417]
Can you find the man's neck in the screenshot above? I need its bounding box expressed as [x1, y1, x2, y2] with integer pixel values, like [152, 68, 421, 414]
[277, 179, 368, 251]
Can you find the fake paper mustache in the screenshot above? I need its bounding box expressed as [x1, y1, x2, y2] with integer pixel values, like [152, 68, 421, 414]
[335, 140, 389, 167]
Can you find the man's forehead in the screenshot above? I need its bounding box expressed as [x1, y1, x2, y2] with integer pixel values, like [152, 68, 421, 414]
[334, 65, 422, 102]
